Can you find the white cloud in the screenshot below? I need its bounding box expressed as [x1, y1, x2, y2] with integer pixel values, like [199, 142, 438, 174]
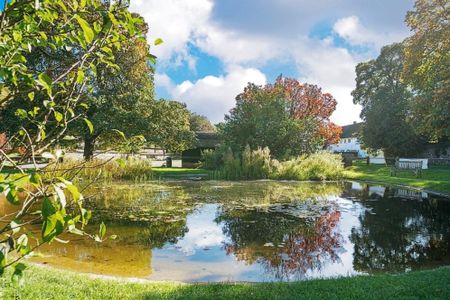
[130, 0, 213, 63]
[333, 16, 406, 49]
[158, 66, 267, 123]
[132, 0, 413, 125]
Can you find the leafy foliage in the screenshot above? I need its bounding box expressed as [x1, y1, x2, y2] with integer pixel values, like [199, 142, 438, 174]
[403, 0, 450, 140]
[189, 113, 216, 132]
[221, 76, 341, 159]
[352, 43, 425, 157]
[0, 0, 148, 278]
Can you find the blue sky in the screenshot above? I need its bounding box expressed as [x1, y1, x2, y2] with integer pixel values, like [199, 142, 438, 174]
[2, 0, 413, 125]
[129, 0, 414, 125]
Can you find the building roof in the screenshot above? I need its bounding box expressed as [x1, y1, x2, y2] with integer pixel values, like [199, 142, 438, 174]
[341, 122, 362, 138]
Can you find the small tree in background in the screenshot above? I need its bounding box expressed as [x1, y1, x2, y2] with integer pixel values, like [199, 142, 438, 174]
[189, 113, 216, 132]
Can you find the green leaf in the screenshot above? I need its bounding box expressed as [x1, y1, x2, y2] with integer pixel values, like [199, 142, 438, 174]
[28, 91, 35, 101]
[75, 15, 94, 43]
[6, 187, 19, 205]
[54, 111, 63, 122]
[42, 197, 56, 218]
[15, 109, 28, 119]
[12, 263, 26, 286]
[66, 184, 82, 202]
[83, 118, 94, 134]
[37, 73, 52, 93]
[76, 69, 85, 84]
[154, 38, 163, 46]
[99, 222, 106, 239]
[30, 173, 41, 185]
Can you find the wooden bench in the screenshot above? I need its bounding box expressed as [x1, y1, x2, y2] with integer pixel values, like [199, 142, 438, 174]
[390, 160, 423, 178]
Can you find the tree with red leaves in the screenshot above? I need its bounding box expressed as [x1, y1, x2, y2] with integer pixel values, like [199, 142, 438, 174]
[270, 76, 341, 145]
[221, 76, 341, 158]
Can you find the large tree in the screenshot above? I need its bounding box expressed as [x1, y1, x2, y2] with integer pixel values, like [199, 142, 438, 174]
[81, 15, 155, 159]
[352, 43, 425, 157]
[0, 0, 146, 276]
[403, 0, 450, 140]
[221, 76, 341, 159]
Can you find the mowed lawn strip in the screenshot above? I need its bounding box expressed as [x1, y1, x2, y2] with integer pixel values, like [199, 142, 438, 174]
[344, 162, 450, 195]
[2, 265, 450, 300]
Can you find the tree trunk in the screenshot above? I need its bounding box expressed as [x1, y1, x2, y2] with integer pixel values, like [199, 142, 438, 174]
[83, 134, 96, 160]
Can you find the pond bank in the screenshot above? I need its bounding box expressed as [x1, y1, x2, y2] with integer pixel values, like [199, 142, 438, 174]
[344, 163, 450, 197]
[3, 264, 449, 299]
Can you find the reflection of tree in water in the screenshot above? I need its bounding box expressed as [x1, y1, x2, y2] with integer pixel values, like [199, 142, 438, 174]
[350, 187, 450, 273]
[216, 203, 343, 280]
[83, 183, 194, 247]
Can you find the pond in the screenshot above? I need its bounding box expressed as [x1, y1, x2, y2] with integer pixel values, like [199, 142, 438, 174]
[26, 180, 450, 282]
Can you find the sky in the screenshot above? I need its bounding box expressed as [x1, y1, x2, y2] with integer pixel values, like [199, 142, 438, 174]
[129, 0, 415, 126]
[1, 0, 414, 125]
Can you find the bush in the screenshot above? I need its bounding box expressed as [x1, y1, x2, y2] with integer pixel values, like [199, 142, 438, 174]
[205, 147, 343, 181]
[275, 152, 344, 181]
[241, 145, 273, 179]
[44, 157, 153, 183]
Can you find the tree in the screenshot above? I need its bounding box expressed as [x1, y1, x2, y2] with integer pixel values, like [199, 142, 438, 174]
[146, 100, 195, 152]
[352, 43, 425, 157]
[403, 0, 450, 140]
[189, 113, 216, 132]
[221, 76, 341, 159]
[81, 14, 155, 159]
[0, 0, 147, 277]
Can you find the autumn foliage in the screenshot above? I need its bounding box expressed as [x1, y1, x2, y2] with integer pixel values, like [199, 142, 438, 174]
[235, 76, 342, 146]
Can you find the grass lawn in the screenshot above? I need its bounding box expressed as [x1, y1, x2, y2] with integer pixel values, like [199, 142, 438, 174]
[344, 161, 450, 195]
[2, 265, 450, 300]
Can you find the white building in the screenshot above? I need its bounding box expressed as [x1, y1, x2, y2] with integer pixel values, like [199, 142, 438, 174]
[328, 122, 368, 158]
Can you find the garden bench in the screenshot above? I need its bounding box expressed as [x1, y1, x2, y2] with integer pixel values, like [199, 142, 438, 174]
[390, 160, 423, 178]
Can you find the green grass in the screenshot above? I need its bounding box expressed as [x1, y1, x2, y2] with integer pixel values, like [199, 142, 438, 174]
[344, 161, 450, 195]
[2, 265, 450, 299]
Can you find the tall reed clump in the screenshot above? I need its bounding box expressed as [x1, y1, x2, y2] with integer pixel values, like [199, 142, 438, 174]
[274, 152, 344, 181]
[43, 157, 153, 183]
[203, 146, 343, 181]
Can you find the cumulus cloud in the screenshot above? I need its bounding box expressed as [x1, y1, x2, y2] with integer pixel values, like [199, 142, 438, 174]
[131, 0, 413, 125]
[158, 66, 267, 123]
[130, 0, 213, 63]
[292, 39, 361, 124]
[333, 16, 405, 49]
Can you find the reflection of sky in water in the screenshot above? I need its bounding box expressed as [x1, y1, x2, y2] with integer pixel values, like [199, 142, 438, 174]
[150, 200, 366, 282]
[29, 181, 450, 282]
[172, 204, 228, 256]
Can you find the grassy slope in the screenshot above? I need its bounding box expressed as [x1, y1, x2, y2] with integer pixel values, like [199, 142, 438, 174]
[2, 265, 450, 300]
[344, 162, 450, 195]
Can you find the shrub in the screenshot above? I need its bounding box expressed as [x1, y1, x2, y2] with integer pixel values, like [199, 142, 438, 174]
[202, 146, 343, 181]
[241, 145, 273, 179]
[44, 157, 153, 183]
[275, 152, 344, 181]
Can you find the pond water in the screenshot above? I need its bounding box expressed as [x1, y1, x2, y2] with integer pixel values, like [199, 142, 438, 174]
[27, 180, 450, 282]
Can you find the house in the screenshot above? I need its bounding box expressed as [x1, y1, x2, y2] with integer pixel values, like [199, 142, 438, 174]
[182, 132, 220, 167]
[328, 122, 367, 158]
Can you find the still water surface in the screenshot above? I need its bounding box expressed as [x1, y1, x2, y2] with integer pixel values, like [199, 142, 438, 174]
[28, 181, 450, 282]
